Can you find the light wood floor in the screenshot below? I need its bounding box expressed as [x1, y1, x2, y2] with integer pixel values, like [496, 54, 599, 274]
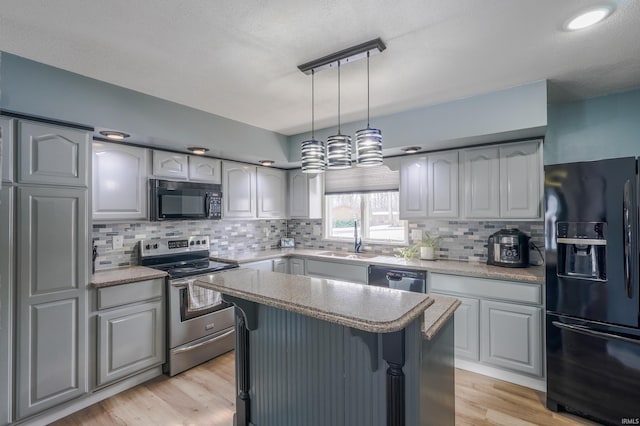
[53, 351, 600, 426]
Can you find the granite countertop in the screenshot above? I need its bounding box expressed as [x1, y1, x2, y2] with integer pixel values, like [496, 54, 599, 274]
[422, 294, 461, 340]
[210, 248, 544, 284]
[195, 268, 434, 334]
[91, 266, 168, 287]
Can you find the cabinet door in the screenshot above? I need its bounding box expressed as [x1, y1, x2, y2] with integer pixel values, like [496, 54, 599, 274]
[18, 121, 90, 187]
[222, 161, 256, 218]
[93, 142, 149, 221]
[0, 188, 13, 425]
[1, 117, 15, 184]
[288, 170, 309, 218]
[273, 258, 289, 274]
[152, 150, 189, 180]
[427, 151, 459, 217]
[290, 258, 305, 276]
[257, 167, 286, 218]
[242, 259, 273, 271]
[97, 300, 165, 386]
[453, 296, 480, 361]
[462, 147, 500, 218]
[499, 141, 541, 218]
[188, 156, 221, 183]
[480, 300, 542, 376]
[16, 186, 88, 419]
[399, 156, 428, 219]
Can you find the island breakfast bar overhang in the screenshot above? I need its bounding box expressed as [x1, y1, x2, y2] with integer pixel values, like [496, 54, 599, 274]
[195, 268, 458, 426]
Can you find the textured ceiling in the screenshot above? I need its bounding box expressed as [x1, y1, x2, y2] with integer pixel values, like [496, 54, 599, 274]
[1, 0, 639, 136]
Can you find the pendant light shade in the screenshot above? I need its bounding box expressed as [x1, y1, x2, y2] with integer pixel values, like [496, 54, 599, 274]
[327, 63, 352, 169]
[301, 70, 326, 173]
[356, 51, 383, 167]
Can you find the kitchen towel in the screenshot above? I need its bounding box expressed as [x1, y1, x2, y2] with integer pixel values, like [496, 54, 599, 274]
[187, 281, 222, 312]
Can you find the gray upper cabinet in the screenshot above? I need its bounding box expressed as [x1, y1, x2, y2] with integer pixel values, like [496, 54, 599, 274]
[18, 121, 90, 187]
[499, 140, 541, 218]
[0, 188, 14, 426]
[427, 151, 459, 218]
[257, 167, 286, 218]
[288, 170, 323, 219]
[1, 117, 15, 184]
[462, 146, 500, 218]
[222, 161, 257, 218]
[399, 156, 428, 219]
[480, 300, 542, 377]
[16, 186, 88, 419]
[152, 150, 189, 180]
[93, 142, 149, 221]
[188, 156, 221, 183]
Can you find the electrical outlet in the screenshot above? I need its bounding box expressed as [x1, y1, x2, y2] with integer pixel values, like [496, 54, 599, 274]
[312, 225, 321, 236]
[263, 227, 271, 237]
[112, 235, 124, 249]
[411, 229, 422, 241]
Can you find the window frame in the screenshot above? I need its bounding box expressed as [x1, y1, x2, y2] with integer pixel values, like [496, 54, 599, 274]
[322, 191, 409, 245]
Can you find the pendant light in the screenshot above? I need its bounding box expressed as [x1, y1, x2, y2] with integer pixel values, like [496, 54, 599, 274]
[300, 70, 326, 173]
[326, 62, 352, 169]
[355, 51, 383, 167]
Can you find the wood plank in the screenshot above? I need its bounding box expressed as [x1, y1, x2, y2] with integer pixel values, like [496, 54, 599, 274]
[54, 351, 599, 426]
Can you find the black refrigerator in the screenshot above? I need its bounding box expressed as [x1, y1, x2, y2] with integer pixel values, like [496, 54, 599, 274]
[545, 157, 640, 425]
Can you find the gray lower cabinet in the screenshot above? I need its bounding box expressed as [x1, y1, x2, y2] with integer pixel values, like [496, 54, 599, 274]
[97, 300, 165, 386]
[480, 300, 542, 376]
[18, 121, 90, 187]
[290, 258, 305, 276]
[15, 186, 88, 419]
[243, 259, 275, 271]
[450, 295, 479, 361]
[305, 259, 367, 284]
[0, 188, 14, 426]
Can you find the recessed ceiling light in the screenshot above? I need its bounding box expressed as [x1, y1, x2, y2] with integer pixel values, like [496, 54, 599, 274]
[187, 147, 210, 155]
[259, 160, 274, 166]
[403, 147, 421, 154]
[564, 6, 613, 31]
[99, 130, 130, 140]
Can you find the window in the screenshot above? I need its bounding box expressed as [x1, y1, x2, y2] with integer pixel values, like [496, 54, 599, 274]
[324, 191, 407, 243]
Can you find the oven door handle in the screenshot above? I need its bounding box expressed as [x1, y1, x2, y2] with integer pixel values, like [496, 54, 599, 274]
[552, 321, 640, 346]
[172, 329, 235, 354]
[170, 279, 191, 288]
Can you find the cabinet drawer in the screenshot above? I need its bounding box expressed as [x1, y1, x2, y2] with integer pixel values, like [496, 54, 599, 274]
[305, 259, 367, 284]
[97, 278, 164, 310]
[429, 273, 541, 305]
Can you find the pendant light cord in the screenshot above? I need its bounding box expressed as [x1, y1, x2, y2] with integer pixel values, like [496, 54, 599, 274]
[366, 51, 370, 128]
[337, 62, 341, 134]
[311, 69, 315, 139]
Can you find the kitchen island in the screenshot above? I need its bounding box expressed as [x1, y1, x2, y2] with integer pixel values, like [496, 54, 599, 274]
[195, 268, 459, 426]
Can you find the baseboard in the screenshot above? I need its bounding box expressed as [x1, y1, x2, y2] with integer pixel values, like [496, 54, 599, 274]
[455, 358, 546, 392]
[15, 366, 163, 426]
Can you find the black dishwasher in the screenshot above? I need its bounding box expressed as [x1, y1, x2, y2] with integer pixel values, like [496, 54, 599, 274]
[368, 265, 426, 293]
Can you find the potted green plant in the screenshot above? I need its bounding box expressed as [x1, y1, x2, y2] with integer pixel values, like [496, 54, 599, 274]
[417, 231, 440, 260]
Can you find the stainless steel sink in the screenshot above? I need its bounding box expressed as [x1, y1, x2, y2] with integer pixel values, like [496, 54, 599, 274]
[317, 251, 378, 259]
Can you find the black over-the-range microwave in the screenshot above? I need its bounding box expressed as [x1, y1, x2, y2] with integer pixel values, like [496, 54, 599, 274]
[149, 179, 222, 221]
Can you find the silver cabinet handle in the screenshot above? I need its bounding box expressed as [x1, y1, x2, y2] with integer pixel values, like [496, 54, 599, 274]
[623, 179, 633, 298]
[173, 329, 235, 354]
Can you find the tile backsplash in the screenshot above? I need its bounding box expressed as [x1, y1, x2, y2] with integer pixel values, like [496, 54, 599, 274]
[93, 218, 544, 271]
[93, 220, 287, 271]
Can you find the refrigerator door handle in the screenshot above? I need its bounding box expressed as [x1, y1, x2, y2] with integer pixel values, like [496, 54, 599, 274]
[552, 321, 640, 346]
[623, 179, 633, 298]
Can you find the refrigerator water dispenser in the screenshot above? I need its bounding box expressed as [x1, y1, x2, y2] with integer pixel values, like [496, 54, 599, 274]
[556, 222, 607, 282]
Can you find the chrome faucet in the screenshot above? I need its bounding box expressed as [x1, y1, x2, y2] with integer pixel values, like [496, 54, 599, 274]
[354, 219, 362, 253]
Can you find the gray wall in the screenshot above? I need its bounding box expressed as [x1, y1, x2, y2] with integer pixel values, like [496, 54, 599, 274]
[545, 88, 640, 165]
[0, 52, 289, 165]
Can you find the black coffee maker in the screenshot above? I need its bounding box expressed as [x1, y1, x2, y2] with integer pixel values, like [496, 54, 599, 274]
[487, 229, 530, 268]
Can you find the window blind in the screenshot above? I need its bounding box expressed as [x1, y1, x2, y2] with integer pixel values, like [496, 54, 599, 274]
[324, 164, 399, 194]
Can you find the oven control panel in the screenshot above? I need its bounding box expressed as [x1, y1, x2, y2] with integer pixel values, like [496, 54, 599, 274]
[139, 235, 210, 257]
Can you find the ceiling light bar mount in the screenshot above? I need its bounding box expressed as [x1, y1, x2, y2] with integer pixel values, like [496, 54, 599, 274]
[297, 38, 386, 75]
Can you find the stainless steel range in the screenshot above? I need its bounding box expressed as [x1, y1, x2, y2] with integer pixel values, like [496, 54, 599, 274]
[139, 235, 238, 376]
